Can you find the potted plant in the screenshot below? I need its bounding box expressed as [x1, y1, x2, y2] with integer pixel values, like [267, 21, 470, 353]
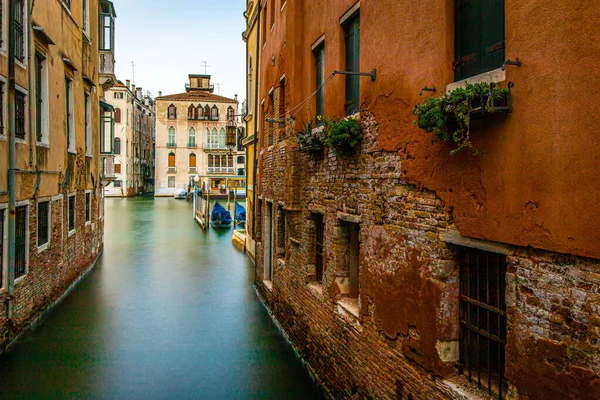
[413, 82, 512, 155]
[321, 116, 362, 154]
[296, 120, 325, 152]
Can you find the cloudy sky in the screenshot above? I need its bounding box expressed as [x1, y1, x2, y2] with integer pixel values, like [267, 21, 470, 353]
[113, 0, 247, 102]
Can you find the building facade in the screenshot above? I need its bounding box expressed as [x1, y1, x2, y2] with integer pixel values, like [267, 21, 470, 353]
[104, 81, 156, 197]
[0, 0, 115, 350]
[242, 0, 261, 259]
[154, 75, 242, 197]
[251, 1, 600, 399]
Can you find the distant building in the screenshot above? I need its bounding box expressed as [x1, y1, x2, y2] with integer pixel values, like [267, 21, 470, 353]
[154, 75, 242, 197]
[104, 81, 156, 197]
[0, 0, 116, 351]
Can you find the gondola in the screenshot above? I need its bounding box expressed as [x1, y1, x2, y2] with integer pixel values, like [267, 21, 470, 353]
[211, 201, 232, 228]
[235, 202, 246, 226]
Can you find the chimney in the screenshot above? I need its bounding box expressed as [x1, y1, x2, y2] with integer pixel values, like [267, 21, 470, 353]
[132, 84, 136, 94]
[158, 91, 162, 97]
[234, 94, 238, 101]
[136, 86, 142, 99]
[126, 79, 130, 89]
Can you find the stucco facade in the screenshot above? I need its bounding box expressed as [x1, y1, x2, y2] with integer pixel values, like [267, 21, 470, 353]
[104, 82, 156, 197]
[0, 0, 112, 350]
[251, 1, 600, 399]
[154, 75, 242, 197]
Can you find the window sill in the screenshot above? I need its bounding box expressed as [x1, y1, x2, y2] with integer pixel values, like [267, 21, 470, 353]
[68, 229, 76, 237]
[307, 282, 324, 300]
[37, 243, 49, 253]
[263, 279, 273, 292]
[85, 221, 91, 227]
[15, 138, 27, 145]
[86, 154, 93, 158]
[60, 1, 79, 27]
[441, 375, 497, 400]
[337, 297, 359, 318]
[15, 274, 27, 285]
[82, 31, 91, 44]
[446, 68, 506, 93]
[68, 149, 77, 155]
[36, 141, 50, 148]
[15, 59, 27, 69]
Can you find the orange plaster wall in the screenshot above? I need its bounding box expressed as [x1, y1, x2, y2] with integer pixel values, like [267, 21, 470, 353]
[270, 0, 600, 260]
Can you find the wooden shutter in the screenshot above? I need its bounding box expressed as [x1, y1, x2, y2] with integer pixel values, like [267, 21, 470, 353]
[114, 108, 121, 123]
[454, 0, 505, 81]
[189, 153, 197, 168]
[345, 15, 360, 116]
[168, 152, 175, 167]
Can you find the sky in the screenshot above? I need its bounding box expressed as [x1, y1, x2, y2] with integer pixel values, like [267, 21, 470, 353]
[113, 0, 247, 103]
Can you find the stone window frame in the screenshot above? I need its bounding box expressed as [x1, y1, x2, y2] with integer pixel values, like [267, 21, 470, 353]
[36, 197, 51, 252]
[263, 200, 274, 288]
[334, 214, 361, 318]
[14, 200, 30, 282]
[85, 190, 92, 225]
[67, 193, 76, 236]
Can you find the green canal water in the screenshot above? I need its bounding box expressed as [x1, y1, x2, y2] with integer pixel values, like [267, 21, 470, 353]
[0, 198, 323, 400]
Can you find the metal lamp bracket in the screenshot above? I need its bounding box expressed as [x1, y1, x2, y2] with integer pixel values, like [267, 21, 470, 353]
[333, 69, 377, 82]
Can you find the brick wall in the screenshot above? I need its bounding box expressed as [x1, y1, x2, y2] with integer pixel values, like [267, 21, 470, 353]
[0, 188, 104, 351]
[255, 113, 600, 399]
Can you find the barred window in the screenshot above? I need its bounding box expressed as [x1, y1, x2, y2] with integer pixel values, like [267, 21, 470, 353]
[68, 195, 76, 232]
[15, 205, 27, 279]
[314, 213, 324, 283]
[15, 91, 26, 139]
[37, 201, 50, 247]
[14, 0, 24, 63]
[85, 193, 91, 223]
[0, 82, 5, 135]
[0, 209, 4, 288]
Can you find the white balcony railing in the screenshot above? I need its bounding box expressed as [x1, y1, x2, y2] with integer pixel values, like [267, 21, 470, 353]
[99, 50, 115, 75]
[167, 167, 177, 173]
[188, 167, 197, 174]
[208, 167, 235, 175]
[204, 143, 228, 151]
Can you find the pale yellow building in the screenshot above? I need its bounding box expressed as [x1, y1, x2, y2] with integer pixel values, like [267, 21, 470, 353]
[0, 0, 116, 350]
[154, 75, 243, 197]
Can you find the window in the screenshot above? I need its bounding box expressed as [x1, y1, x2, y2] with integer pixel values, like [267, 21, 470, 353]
[68, 195, 76, 232]
[459, 247, 507, 399]
[268, 92, 274, 146]
[114, 108, 121, 123]
[279, 78, 286, 119]
[168, 152, 175, 167]
[197, 104, 203, 118]
[0, 209, 4, 288]
[14, 0, 25, 63]
[237, 156, 245, 164]
[15, 90, 26, 140]
[85, 93, 91, 156]
[100, 13, 113, 51]
[37, 201, 50, 248]
[188, 104, 196, 120]
[277, 207, 286, 258]
[346, 222, 360, 298]
[188, 127, 196, 147]
[248, 54, 253, 115]
[114, 180, 122, 188]
[211, 105, 219, 120]
[204, 104, 210, 119]
[168, 126, 176, 147]
[314, 213, 324, 283]
[264, 202, 273, 281]
[314, 43, 325, 120]
[189, 153, 197, 168]
[114, 137, 121, 154]
[82, 0, 89, 36]
[85, 193, 91, 223]
[114, 92, 123, 99]
[270, 0, 275, 29]
[168, 176, 175, 188]
[219, 128, 226, 147]
[65, 77, 75, 152]
[227, 106, 235, 121]
[344, 13, 360, 115]
[63, 0, 71, 9]
[35, 53, 49, 143]
[168, 104, 177, 119]
[261, 5, 267, 46]
[114, 163, 121, 174]
[210, 128, 219, 146]
[15, 205, 27, 279]
[0, 82, 5, 135]
[454, 0, 505, 81]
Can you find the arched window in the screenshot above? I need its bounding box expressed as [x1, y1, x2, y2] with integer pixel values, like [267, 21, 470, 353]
[188, 127, 196, 147]
[219, 127, 226, 146]
[114, 137, 121, 154]
[197, 104, 203, 119]
[114, 108, 121, 123]
[168, 152, 175, 167]
[211, 105, 219, 120]
[227, 106, 234, 121]
[189, 153, 197, 168]
[204, 104, 211, 118]
[188, 104, 195, 120]
[168, 126, 176, 147]
[168, 104, 177, 119]
[211, 128, 218, 146]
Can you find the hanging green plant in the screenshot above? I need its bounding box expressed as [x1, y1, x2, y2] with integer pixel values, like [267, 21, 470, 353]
[296, 120, 325, 151]
[320, 116, 362, 154]
[413, 82, 511, 155]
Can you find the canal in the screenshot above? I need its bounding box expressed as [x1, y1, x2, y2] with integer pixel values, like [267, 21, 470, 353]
[0, 198, 323, 400]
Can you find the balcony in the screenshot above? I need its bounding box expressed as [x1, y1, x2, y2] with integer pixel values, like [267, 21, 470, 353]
[99, 50, 116, 88]
[204, 143, 228, 152]
[167, 167, 177, 173]
[185, 83, 215, 92]
[208, 167, 235, 175]
[100, 155, 117, 186]
[167, 142, 177, 148]
[188, 167, 198, 174]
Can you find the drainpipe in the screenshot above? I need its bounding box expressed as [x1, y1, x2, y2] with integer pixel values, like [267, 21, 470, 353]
[7, 0, 17, 321]
[27, 0, 33, 167]
[252, 2, 261, 240]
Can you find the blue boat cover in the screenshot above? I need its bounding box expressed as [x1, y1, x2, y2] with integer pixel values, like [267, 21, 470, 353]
[235, 202, 246, 223]
[211, 201, 232, 226]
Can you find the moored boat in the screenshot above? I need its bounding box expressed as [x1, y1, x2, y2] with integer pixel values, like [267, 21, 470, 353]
[235, 202, 246, 226]
[211, 201, 232, 228]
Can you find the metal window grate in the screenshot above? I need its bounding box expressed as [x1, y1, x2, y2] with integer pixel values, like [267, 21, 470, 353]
[459, 248, 507, 399]
[0, 82, 4, 135]
[0, 209, 4, 288]
[68, 196, 75, 231]
[85, 193, 91, 222]
[15, 91, 26, 139]
[14, 0, 24, 62]
[37, 201, 49, 247]
[314, 214, 324, 283]
[15, 206, 27, 279]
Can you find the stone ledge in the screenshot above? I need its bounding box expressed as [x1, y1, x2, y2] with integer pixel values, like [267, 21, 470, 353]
[307, 282, 324, 301]
[440, 229, 511, 255]
[439, 375, 497, 400]
[337, 212, 361, 224]
[263, 280, 273, 292]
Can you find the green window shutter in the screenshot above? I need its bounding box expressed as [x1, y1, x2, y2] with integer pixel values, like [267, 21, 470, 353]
[480, 0, 505, 74]
[35, 55, 43, 142]
[455, 0, 505, 81]
[315, 45, 325, 119]
[345, 15, 360, 116]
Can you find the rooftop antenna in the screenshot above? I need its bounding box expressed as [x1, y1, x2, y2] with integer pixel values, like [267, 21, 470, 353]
[215, 83, 221, 95]
[131, 61, 135, 85]
[201, 61, 210, 75]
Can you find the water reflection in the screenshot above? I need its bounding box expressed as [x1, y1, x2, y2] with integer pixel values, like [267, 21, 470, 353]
[0, 198, 322, 400]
